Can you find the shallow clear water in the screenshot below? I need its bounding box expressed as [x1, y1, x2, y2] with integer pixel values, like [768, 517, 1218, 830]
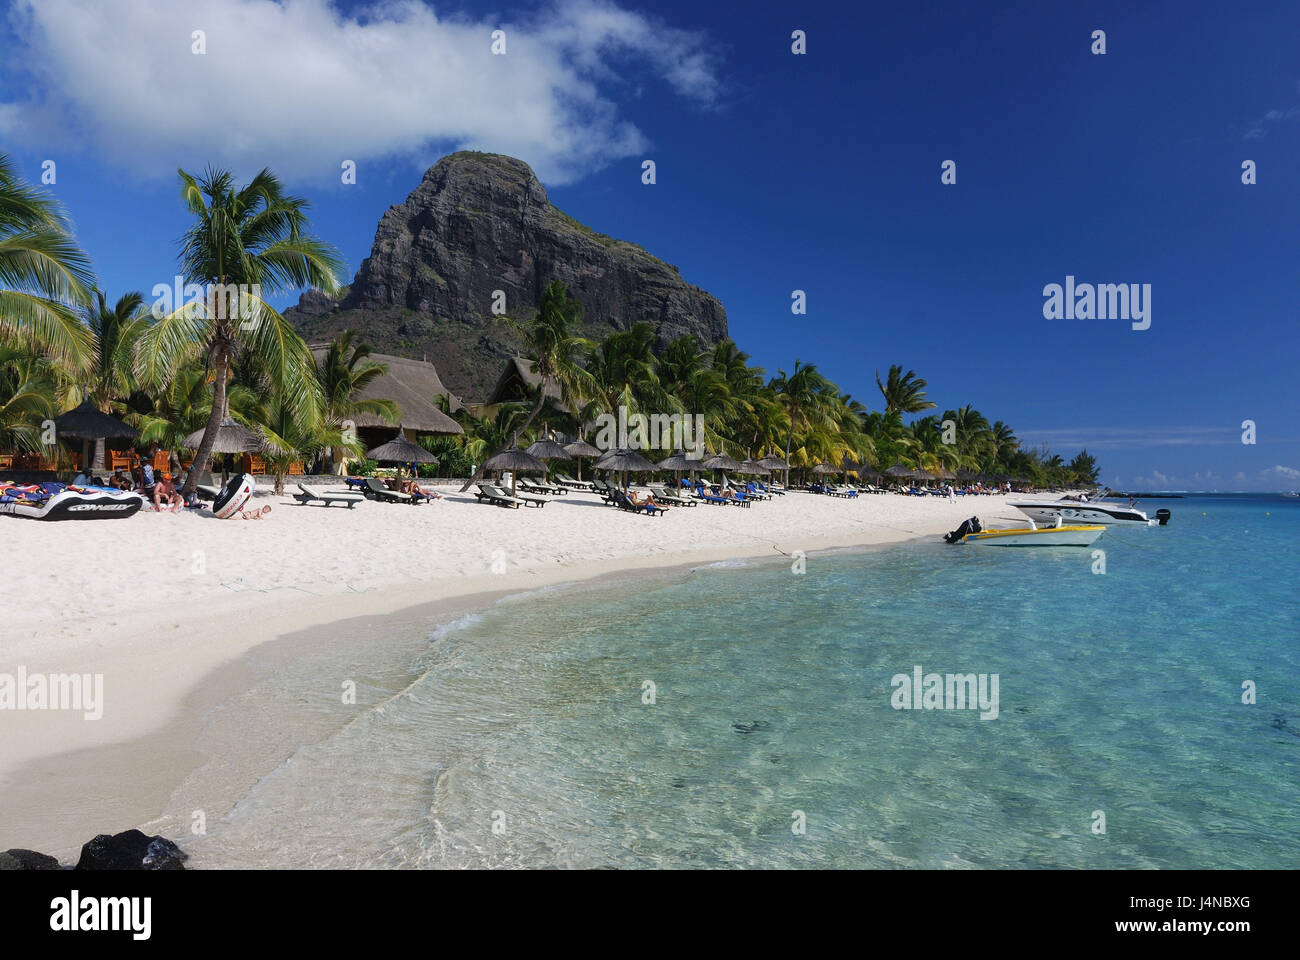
[192, 495, 1300, 868]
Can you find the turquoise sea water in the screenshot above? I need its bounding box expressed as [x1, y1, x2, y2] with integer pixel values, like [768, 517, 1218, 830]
[193, 495, 1300, 868]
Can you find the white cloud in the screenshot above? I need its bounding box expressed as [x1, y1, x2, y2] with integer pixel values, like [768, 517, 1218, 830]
[1015, 426, 1242, 449]
[1261, 464, 1300, 481]
[1, 0, 722, 184]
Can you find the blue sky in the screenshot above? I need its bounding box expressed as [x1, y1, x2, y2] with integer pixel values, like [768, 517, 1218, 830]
[2, 0, 1297, 489]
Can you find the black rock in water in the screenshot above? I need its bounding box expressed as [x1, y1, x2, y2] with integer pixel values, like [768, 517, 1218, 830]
[0, 849, 60, 870]
[286, 151, 729, 400]
[75, 830, 188, 870]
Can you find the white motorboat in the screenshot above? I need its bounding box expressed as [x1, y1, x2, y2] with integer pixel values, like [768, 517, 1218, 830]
[1009, 499, 1165, 526]
[945, 515, 1105, 547]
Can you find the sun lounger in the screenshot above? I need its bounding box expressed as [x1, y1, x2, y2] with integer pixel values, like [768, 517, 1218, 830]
[553, 473, 593, 490]
[650, 485, 695, 506]
[474, 482, 519, 508]
[694, 484, 749, 506]
[743, 483, 771, 501]
[518, 478, 565, 496]
[364, 477, 414, 504]
[613, 490, 667, 516]
[294, 483, 365, 508]
[479, 482, 546, 508]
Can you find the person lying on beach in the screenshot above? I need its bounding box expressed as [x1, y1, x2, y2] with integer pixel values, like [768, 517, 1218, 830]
[153, 474, 183, 513]
[241, 505, 272, 519]
[628, 490, 665, 509]
[399, 478, 442, 499]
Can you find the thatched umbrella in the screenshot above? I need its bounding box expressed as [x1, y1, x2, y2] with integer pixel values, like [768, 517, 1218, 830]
[811, 462, 838, 486]
[54, 400, 138, 474]
[594, 447, 657, 490]
[183, 417, 264, 484]
[756, 454, 789, 488]
[740, 459, 770, 475]
[700, 452, 742, 491]
[525, 438, 572, 481]
[657, 450, 698, 490]
[956, 468, 980, 482]
[482, 448, 546, 498]
[367, 427, 439, 485]
[564, 439, 603, 481]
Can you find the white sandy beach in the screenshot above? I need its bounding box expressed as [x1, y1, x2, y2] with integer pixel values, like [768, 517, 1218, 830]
[0, 482, 1052, 856]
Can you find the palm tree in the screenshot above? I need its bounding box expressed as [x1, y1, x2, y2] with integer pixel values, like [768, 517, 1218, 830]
[77, 290, 150, 468]
[0, 154, 95, 370]
[459, 280, 594, 492]
[316, 330, 398, 473]
[875, 364, 936, 415]
[990, 420, 1019, 469]
[255, 395, 356, 495]
[136, 166, 344, 496]
[586, 320, 663, 418]
[771, 359, 835, 485]
[0, 343, 58, 453]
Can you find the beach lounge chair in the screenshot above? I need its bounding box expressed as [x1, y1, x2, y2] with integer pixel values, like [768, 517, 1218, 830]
[553, 473, 593, 490]
[518, 478, 565, 496]
[591, 478, 620, 503]
[474, 482, 519, 508]
[293, 483, 365, 508]
[695, 483, 748, 507]
[364, 477, 414, 504]
[614, 489, 667, 516]
[743, 483, 771, 501]
[480, 482, 546, 508]
[650, 485, 695, 506]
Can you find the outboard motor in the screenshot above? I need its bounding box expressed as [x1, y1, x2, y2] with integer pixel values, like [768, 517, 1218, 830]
[1155, 508, 1171, 526]
[944, 516, 983, 543]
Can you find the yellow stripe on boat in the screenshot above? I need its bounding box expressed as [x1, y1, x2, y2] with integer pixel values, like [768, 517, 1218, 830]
[966, 525, 1103, 540]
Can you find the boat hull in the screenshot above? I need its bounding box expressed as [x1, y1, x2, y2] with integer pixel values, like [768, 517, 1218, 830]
[0, 484, 145, 520]
[962, 525, 1105, 546]
[1009, 501, 1156, 526]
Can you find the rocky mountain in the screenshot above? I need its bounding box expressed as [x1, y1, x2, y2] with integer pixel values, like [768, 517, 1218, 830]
[286, 152, 729, 400]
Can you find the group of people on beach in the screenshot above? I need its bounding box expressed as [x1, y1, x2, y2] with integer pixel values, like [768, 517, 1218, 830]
[72, 444, 189, 513]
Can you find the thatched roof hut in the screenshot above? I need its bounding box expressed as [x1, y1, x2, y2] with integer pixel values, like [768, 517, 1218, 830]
[484, 356, 563, 407]
[309, 347, 463, 435]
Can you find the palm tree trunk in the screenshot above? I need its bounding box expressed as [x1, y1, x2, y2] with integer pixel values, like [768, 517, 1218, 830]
[458, 390, 547, 493]
[181, 345, 229, 497]
[785, 421, 794, 489]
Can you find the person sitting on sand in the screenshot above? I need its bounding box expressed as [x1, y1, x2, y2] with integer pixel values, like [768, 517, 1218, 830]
[108, 470, 131, 490]
[72, 467, 94, 487]
[153, 473, 183, 513]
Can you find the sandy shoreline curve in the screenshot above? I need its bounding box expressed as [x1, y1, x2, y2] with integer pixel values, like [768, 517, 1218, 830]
[0, 484, 1055, 857]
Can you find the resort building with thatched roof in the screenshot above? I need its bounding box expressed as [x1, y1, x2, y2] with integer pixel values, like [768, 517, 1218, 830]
[467, 356, 565, 417]
[309, 347, 464, 441]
